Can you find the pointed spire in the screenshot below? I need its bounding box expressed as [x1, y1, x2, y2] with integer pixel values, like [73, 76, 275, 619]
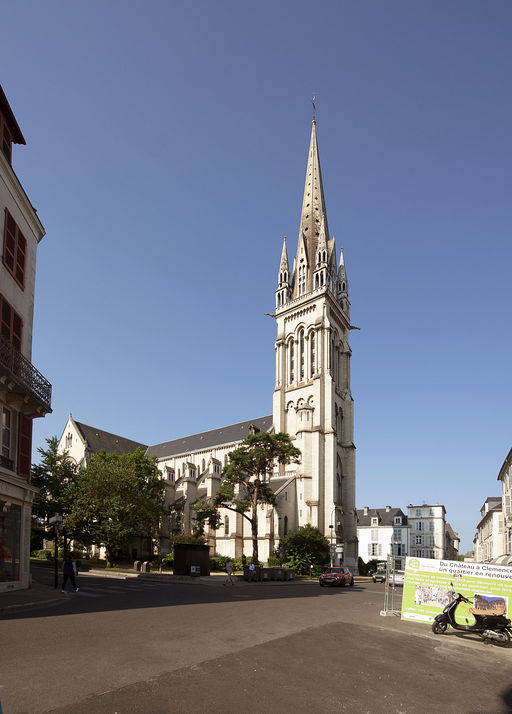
[292, 120, 329, 298]
[298, 120, 329, 253]
[279, 236, 290, 275]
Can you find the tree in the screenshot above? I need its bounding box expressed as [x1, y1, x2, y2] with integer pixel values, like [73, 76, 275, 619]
[67, 448, 166, 567]
[31, 437, 79, 553]
[194, 432, 301, 564]
[280, 524, 330, 574]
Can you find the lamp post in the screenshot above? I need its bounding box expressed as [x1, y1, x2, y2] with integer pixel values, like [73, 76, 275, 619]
[49, 514, 62, 589]
[329, 525, 334, 566]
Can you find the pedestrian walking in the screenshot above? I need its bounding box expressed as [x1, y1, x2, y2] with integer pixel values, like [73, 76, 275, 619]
[248, 561, 256, 582]
[223, 558, 235, 586]
[61, 555, 79, 593]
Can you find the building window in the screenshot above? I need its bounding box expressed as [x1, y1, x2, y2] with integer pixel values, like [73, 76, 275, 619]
[369, 543, 382, 557]
[393, 528, 401, 541]
[371, 517, 378, 526]
[166, 467, 175, 483]
[283, 515, 288, 536]
[299, 330, 305, 381]
[415, 509, 421, 517]
[1, 407, 11, 464]
[3, 209, 26, 290]
[415, 535, 423, 546]
[417, 522, 424, 531]
[65, 432, 72, 449]
[394, 516, 402, 525]
[288, 340, 295, 383]
[224, 516, 229, 536]
[370, 528, 379, 541]
[0, 293, 22, 350]
[298, 261, 306, 295]
[1, 113, 12, 163]
[310, 332, 316, 377]
[429, 521, 434, 531]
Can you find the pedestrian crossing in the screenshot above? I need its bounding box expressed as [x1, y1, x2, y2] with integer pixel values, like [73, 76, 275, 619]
[62, 581, 165, 598]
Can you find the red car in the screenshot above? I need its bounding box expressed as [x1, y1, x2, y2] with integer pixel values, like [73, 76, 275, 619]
[319, 566, 354, 587]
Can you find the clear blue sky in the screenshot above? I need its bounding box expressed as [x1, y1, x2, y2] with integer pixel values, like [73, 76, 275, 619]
[2, 1, 511, 553]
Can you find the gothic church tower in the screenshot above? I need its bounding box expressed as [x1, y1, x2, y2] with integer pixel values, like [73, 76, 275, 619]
[273, 120, 357, 569]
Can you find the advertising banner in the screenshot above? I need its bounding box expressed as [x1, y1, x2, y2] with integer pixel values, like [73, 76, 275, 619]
[402, 556, 512, 624]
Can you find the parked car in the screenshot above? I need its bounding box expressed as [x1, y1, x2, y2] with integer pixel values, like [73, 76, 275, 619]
[387, 570, 405, 586]
[319, 566, 354, 587]
[372, 569, 386, 583]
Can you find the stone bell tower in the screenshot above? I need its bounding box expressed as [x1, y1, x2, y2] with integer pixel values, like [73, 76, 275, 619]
[272, 119, 357, 570]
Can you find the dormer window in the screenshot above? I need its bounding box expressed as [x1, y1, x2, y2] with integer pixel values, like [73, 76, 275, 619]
[394, 516, 402, 525]
[371, 517, 378, 526]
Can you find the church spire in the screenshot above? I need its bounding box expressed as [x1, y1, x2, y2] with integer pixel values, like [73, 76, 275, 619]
[292, 120, 329, 298]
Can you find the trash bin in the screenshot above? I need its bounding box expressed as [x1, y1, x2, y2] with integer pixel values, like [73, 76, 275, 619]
[133, 560, 141, 572]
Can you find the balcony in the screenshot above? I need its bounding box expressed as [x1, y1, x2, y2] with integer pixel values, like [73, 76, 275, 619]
[0, 333, 52, 416]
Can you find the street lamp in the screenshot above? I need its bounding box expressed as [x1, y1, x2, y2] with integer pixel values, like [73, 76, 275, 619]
[329, 524, 334, 566]
[49, 514, 63, 589]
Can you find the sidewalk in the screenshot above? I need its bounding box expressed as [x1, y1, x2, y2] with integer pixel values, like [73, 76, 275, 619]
[0, 580, 63, 615]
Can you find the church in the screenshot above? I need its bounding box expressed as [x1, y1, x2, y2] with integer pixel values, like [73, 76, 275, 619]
[58, 118, 358, 570]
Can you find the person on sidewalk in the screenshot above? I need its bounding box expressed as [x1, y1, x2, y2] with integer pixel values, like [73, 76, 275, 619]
[248, 561, 256, 582]
[61, 555, 79, 593]
[223, 558, 235, 586]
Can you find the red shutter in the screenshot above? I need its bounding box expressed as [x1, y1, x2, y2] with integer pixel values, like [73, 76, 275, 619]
[2, 208, 26, 289]
[17, 414, 32, 480]
[0, 294, 23, 350]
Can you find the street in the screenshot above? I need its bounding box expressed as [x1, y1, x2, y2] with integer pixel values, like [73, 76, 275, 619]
[1, 568, 512, 713]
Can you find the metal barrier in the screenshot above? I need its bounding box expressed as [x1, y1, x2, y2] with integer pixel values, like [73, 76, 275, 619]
[380, 555, 404, 617]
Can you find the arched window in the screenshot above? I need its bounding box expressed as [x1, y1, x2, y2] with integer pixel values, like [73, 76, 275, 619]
[224, 516, 229, 536]
[299, 329, 305, 381]
[310, 331, 316, 377]
[201, 459, 205, 473]
[288, 339, 295, 383]
[298, 260, 306, 296]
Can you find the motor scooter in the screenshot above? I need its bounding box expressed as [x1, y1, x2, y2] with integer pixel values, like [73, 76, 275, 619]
[432, 591, 512, 647]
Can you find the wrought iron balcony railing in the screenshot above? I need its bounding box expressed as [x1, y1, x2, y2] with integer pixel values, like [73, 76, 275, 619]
[0, 332, 52, 412]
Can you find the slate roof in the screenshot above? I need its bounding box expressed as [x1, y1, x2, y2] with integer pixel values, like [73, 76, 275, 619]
[356, 507, 407, 527]
[146, 415, 273, 460]
[74, 421, 147, 456]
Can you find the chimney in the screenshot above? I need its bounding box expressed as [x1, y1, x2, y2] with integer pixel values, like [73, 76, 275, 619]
[386, 505, 391, 512]
[363, 506, 369, 516]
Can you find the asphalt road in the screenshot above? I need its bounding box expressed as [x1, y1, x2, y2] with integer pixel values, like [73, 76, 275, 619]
[1, 567, 511, 714]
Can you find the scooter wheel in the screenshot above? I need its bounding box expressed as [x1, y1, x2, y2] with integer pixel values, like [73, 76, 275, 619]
[494, 630, 511, 648]
[432, 620, 447, 635]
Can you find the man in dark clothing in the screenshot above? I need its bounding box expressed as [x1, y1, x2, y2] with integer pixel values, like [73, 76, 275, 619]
[61, 555, 79, 593]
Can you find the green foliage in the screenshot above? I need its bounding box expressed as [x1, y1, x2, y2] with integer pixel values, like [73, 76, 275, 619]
[209, 555, 228, 572]
[171, 534, 206, 545]
[31, 436, 80, 549]
[267, 554, 282, 566]
[161, 553, 174, 567]
[32, 548, 53, 560]
[280, 524, 330, 574]
[193, 432, 301, 564]
[358, 557, 379, 576]
[67, 448, 166, 567]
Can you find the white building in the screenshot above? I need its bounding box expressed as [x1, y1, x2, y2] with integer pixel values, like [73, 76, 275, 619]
[473, 497, 503, 563]
[59, 119, 358, 569]
[356, 506, 409, 570]
[498, 448, 512, 561]
[0, 86, 51, 591]
[407, 504, 455, 560]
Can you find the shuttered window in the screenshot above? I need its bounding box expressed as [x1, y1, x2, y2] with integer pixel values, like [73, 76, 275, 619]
[0, 294, 22, 350]
[17, 413, 32, 480]
[3, 208, 26, 289]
